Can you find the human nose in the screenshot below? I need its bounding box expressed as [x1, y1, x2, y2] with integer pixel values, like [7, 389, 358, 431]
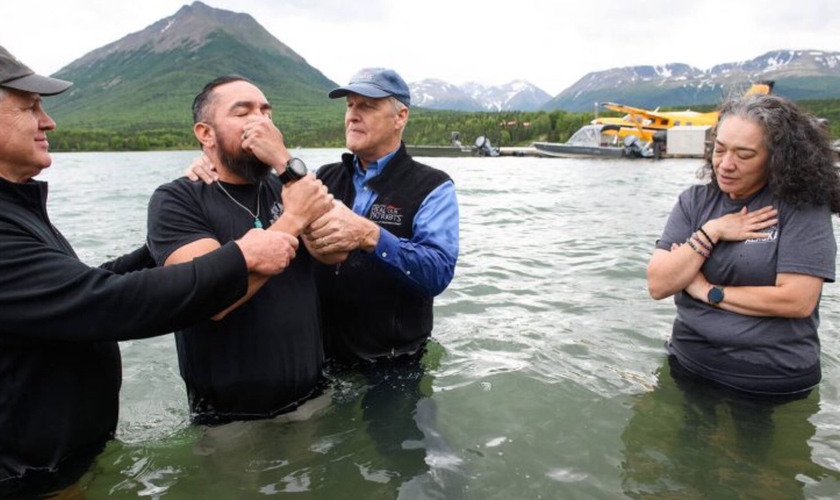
[246, 112, 267, 123]
[346, 104, 361, 121]
[39, 110, 56, 131]
[717, 151, 736, 171]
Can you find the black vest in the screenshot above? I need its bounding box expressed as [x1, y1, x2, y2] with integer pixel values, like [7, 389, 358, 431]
[316, 144, 451, 363]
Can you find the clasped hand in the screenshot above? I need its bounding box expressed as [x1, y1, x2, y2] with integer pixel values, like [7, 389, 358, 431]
[304, 201, 374, 255]
[280, 175, 333, 234]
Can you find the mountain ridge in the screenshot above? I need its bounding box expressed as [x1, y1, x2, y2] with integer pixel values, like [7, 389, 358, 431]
[410, 79, 552, 112]
[43, 1, 840, 139]
[543, 49, 840, 111]
[63, 1, 306, 72]
[409, 50, 840, 112]
[48, 0, 341, 146]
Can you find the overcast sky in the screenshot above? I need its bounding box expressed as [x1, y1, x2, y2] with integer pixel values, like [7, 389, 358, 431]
[2, 0, 837, 96]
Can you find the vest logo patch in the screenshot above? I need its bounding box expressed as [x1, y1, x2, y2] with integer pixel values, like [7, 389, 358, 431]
[745, 226, 778, 244]
[370, 204, 403, 226]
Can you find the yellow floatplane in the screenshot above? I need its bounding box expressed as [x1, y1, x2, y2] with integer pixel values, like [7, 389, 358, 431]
[591, 81, 775, 144]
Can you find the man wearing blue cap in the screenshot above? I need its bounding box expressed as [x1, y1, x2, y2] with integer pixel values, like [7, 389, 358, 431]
[305, 67, 459, 365]
[307, 68, 464, 495]
[185, 67, 460, 365]
[183, 67, 464, 493]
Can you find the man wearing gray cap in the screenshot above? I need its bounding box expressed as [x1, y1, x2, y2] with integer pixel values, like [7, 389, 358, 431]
[0, 46, 299, 496]
[305, 67, 459, 365]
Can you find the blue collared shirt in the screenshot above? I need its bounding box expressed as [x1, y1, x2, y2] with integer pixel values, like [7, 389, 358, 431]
[351, 149, 458, 297]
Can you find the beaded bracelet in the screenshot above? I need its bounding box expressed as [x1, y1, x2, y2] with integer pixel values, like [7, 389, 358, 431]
[697, 227, 716, 249]
[692, 234, 713, 254]
[685, 237, 709, 258]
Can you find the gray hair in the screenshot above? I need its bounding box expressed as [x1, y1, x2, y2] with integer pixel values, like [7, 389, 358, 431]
[391, 96, 407, 114]
[702, 94, 840, 213]
[390, 96, 408, 135]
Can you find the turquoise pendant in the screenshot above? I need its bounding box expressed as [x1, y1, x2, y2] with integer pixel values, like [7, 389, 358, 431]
[254, 218, 263, 229]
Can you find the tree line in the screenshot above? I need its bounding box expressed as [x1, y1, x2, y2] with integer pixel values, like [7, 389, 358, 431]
[48, 110, 604, 152]
[48, 100, 840, 152]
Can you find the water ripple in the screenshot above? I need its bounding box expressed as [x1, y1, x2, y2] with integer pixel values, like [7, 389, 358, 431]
[42, 152, 840, 498]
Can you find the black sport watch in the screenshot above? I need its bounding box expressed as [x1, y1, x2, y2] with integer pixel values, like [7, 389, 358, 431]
[278, 157, 307, 184]
[707, 285, 725, 307]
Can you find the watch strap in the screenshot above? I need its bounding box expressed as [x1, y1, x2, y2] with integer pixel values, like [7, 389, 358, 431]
[278, 169, 294, 184]
[279, 157, 306, 184]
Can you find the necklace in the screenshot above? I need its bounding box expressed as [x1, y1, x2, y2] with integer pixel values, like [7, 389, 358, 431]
[215, 181, 264, 229]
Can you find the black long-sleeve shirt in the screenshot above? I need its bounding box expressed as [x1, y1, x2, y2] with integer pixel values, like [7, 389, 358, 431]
[0, 177, 249, 492]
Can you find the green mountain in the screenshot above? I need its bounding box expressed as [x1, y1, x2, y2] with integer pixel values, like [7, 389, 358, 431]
[41, 4, 840, 149]
[48, 1, 345, 148]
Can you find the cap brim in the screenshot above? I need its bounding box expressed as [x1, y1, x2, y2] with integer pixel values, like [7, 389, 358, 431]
[2, 73, 72, 96]
[328, 83, 391, 100]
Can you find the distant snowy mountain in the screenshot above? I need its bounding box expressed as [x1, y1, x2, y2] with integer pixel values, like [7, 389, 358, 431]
[543, 50, 840, 111]
[412, 50, 840, 113]
[410, 79, 552, 111]
[410, 79, 485, 111]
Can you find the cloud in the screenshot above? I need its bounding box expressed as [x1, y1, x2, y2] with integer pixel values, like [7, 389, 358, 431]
[1, 0, 836, 97]
[252, 0, 390, 21]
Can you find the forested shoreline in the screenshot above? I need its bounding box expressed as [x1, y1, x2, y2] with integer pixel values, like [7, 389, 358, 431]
[48, 99, 840, 153]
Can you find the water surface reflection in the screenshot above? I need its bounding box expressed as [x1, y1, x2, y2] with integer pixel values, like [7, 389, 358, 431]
[621, 356, 840, 499]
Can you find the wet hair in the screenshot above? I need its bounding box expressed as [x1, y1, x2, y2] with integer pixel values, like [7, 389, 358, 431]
[702, 94, 840, 214]
[192, 75, 253, 124]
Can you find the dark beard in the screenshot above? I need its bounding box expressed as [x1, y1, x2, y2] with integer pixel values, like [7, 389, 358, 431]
[217, 141, 272, 184]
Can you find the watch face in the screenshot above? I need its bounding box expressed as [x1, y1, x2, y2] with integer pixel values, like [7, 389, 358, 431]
[708, 286, 724, 304]
[287, 157, 307, 178]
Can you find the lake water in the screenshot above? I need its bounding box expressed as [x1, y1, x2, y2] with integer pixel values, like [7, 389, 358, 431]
[38, 150, 840, 499]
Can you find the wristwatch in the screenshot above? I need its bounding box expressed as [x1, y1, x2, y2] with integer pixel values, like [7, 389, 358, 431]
[707, 285, 725, 307]
[278, 157, 307, 184]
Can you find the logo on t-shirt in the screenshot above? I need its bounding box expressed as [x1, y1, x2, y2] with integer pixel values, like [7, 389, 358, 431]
[369, 203, 403, 226]
[269, 201, 284, 224]
[745, 226, 778, 244]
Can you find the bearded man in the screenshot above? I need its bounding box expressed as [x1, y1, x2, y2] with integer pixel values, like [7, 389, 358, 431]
[146, 75, 334, 424]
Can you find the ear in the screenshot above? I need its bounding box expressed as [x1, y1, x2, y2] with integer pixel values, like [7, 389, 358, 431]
[194, 122, 216, 149]
[395, 107, 409, 131]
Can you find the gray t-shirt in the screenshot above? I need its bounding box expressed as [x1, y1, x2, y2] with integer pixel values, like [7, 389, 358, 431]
[656, 183, 836, 392]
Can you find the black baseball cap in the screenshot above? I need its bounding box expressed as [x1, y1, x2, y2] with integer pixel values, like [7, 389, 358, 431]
[0, 45, 72, 96]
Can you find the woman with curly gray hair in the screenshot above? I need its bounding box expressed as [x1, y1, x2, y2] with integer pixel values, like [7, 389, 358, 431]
[647, 94, 839, 396]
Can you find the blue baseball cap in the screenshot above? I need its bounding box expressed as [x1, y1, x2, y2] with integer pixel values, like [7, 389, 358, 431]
[329, 68, 410, 108]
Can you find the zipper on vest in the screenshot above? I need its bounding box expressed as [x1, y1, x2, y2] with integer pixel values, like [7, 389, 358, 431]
[335, 262, 341, 275]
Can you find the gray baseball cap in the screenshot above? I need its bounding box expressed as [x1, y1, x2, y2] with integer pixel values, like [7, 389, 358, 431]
[329, 68, 410, 107]
[0, 45, 72, 96]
